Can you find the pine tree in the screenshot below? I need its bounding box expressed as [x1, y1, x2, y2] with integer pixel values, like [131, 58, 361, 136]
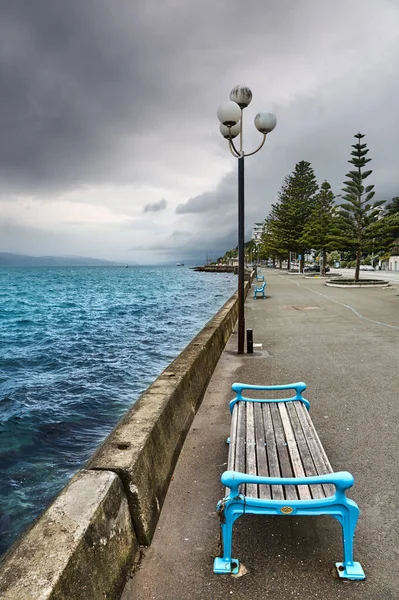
[368, 197, 399, 262]
[384, 197, 399, 241]
[262, 207, 288, 267]
[272, 161, 318, 270]
[336, 133, 384, 281]
[300, 180, 336, 276]
[385, 197, 399, 216]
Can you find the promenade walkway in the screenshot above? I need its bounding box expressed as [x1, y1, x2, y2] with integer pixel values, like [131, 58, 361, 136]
[122, 269, 399, 600]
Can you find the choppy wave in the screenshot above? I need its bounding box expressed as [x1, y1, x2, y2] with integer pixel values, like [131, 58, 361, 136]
[0, 265, 237, 555]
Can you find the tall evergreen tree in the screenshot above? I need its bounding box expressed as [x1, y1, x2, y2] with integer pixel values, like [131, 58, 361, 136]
[385, 197, 399, 216]
[262, 207, 288, 267]
[336, 133, 384, 281]
[272, 161, 318, 270]
[367, 198, 399, 260]
[299, 180, 336, 275]
[383, 197, 399, 242]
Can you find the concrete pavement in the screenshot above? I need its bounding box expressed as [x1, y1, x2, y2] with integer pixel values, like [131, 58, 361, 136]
[122, 269, 399, 600]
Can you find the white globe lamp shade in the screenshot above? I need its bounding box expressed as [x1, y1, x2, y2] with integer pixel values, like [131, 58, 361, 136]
[219, 122, 241, 139]
[254, 112, 277, 134]
[230, 85, 252, 108]
[217, 101, 241, 127]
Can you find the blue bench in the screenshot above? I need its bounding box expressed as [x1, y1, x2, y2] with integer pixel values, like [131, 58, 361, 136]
[254, 281, 266, 298]
[256, 275, 264, 281]
[213, 382, 365, 581]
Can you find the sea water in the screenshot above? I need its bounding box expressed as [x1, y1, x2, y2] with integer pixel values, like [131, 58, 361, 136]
[0, 265, 237, 556]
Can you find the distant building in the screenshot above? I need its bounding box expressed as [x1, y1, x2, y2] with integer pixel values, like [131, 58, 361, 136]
[226, 256, 239, 267]
[389, 239, 399, 271]
[376, 205, 386, 220]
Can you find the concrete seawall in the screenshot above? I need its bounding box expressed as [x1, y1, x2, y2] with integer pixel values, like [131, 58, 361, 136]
[87, 285, 242, 545]
[0, 470, 137, 600]
[0, 284, 247, 599]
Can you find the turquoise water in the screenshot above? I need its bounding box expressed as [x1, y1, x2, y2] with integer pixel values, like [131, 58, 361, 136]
[0, 266, 237, 556]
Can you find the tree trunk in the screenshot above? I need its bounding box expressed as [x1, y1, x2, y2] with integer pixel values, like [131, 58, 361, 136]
[300, 254, 305, 273]
[355, 249, 361, 282]
[355, 210, 361, 282]
[287, 252, 291, 271]
[321, 247, 327, 277]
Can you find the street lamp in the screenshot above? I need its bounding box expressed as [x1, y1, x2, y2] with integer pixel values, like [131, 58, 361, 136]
[217, 85, 276, 354]
[254, 234, 261, 275]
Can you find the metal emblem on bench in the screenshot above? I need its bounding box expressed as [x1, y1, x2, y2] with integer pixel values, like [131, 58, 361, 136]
[280, 506, 294, 514]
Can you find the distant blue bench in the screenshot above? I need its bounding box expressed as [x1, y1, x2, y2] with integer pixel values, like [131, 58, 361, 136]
[254, 281, 266, 298]
[214, 382, 365, 581]
[256, 275, 264, 281]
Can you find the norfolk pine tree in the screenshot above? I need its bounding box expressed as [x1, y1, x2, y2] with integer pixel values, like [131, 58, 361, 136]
[380, 197, 399, 247]
[263, 207, 288, 267]
[272, 161, 318, 271]
[366, 198, 399, 262]
[300, 180, 336, 276]
[336, 133, 384, 282]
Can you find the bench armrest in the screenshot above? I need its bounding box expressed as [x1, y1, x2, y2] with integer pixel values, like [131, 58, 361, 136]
[221, 470, 355, 498]
[229, 381, 310, 412]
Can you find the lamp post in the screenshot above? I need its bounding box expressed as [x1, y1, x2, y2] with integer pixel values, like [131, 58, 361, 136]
[217, 85, 276, 354]
[254, 235, 261, 276]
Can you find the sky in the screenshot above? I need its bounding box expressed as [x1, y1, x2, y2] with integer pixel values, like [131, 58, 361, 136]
[1, 0, 399, 264]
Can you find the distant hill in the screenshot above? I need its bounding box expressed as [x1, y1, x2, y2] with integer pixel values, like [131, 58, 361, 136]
[0, 253, 137, 267]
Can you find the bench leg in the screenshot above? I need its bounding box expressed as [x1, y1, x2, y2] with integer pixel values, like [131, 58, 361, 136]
[213, 504, 240, 574]
[335, 500, 365, 580]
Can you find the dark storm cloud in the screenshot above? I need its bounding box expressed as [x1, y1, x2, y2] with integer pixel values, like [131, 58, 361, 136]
[1, 0, 399, 262]
[1, 1, 140, 191]
[170, 231, 190, 240]
[0, 0, 194, 192]
[143, 198, 167, 213]
[176, 191, 220, 214]
[176, 172, 237, 214]
[0, 0, 301, 195]
[128, 225, 237, 259]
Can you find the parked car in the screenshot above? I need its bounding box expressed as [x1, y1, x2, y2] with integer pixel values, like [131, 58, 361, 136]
[303, 265, 330, 273]
[359, 265, 375, 271]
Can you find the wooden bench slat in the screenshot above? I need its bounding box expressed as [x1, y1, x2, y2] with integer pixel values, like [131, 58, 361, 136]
[270, 403, 298, 500]
[254, 402, 271, 499]
[278, 403, 312, 500]
[227, 399, 336, 501]
[294, 402, 335, 497]
[262, 404, 284, 500]
[286, 403, 326, 499]
[245, 402, 258, 498]
[235, 402, 247, 494]
[228, 404, 238, 471]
